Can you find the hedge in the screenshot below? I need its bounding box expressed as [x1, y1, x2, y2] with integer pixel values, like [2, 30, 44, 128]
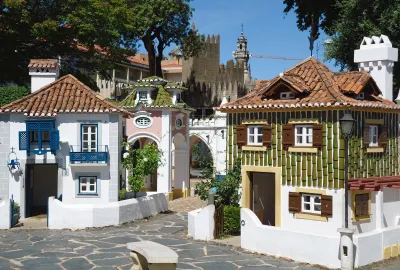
[223, 205, 240, 235]
[0, 86, 30, 107]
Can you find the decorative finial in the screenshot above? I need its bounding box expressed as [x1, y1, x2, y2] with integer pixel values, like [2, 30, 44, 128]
[241, 23, 244, 34]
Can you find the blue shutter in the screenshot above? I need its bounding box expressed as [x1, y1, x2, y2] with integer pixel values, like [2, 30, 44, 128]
[50, 130, 60, 150]
[19, 131, 28, 150]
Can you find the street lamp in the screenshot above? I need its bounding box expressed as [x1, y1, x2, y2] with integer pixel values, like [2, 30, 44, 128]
[338, 110, 355, 270]
[339, 110, 355, 228]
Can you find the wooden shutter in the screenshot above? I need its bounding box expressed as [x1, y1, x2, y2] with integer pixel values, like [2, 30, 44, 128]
[363, 125, 370, 147]
[313, 124, 323, 148]
[262, 125, 272, 147]
[19, 131, 28, 150]
[282, 124, 294, 150]
[321, 195, 333, 217]
[288, 192, 301, 213]
[355, 193, 370, 217]
[236, 125, 247, 149]
[379, 126, 388, 149]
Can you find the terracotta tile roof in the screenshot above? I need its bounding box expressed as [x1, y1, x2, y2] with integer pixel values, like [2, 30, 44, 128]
[0, 75, 129, 117]
[220, 57, 399, 111]
[28, 59, 59, 68]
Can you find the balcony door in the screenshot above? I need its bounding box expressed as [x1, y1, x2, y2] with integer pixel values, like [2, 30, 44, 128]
[82, 124, 98, 152]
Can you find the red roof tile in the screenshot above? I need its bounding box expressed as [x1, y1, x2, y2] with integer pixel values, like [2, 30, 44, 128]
[220, 58, 398, 111]
[0, 75, 129, 117]
[28, 59, 59, 69]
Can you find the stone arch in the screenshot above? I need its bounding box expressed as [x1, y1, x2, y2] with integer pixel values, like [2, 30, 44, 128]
[189, 133, 214, 172]
[127, 132, 160, 146]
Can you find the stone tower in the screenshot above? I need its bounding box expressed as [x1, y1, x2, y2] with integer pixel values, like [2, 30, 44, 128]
[233, 31, 251, 84]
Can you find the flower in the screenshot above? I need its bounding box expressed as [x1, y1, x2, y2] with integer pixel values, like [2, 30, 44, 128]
[123, 152, 129, 159]
[143, 157, 148, 162]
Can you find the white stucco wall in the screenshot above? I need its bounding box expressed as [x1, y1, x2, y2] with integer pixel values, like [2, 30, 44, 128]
[48, 192, 168, 229]
[188, 205, 215, 241]
[0, 199, 11, 229]
[241, 208, 341, 269]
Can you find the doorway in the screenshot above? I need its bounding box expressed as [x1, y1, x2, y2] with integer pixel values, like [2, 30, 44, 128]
[250, 172, 275, 226]
[25, 164, 58, 218]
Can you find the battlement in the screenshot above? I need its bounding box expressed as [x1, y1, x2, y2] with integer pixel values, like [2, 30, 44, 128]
[206, 34, 220, 44]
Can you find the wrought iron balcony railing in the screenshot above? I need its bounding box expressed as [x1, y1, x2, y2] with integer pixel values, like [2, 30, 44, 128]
[69, 145, 108, 164]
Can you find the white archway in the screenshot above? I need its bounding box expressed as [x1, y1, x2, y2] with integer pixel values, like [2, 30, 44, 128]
[172, 132, 190, 198]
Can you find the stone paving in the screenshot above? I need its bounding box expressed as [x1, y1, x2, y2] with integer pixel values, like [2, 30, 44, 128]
[0, 212, 399, 270]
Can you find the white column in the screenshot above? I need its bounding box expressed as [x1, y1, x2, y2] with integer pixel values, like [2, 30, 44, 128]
[375, 190, 384, 230]
[174, 150, 187, 190]
[126, 68, 130, 84]
[158, 111, 172, 193]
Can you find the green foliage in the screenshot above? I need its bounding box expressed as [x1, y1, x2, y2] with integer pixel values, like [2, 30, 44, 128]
[0, 86, 30, 106]
[118, 189, 127, 201]
[192, 142, 214, 179]
[223, 206, 241, 235]
[195, 158, 242, 207]
[0, 0, 137, 84]
[283, 0, 400, 97]
[127, 0, 205, 76]
[122, 142, 162, 197]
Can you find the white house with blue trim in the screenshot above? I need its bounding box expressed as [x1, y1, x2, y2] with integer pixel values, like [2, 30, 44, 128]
[0, 59, 168, 229]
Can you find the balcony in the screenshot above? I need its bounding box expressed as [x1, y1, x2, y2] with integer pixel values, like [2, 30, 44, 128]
[69, 145, 108, 166]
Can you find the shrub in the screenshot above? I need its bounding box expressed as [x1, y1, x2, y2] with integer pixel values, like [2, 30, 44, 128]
[0, 86, 30, 106]
[118, 189, 127, 201]
[223, 205, 240, 235]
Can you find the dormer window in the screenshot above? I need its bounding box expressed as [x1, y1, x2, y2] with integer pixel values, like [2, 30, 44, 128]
[139, 91, 148, 102]
[280, 92, 295, 100]
[356, 93, 365, 100]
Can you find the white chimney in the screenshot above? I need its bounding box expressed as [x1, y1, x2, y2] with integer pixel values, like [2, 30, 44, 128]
[28, 59, 60, 93]
[354, 35, 398, 101]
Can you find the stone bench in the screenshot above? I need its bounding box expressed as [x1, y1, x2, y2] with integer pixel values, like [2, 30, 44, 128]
[127, 241, 179, 270]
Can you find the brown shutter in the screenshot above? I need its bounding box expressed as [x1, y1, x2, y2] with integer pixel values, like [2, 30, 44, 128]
[379, 126, 388, 149]
[282, 124, 294, 150]
[236, 125, 247, 149]
[288, 192, 301, 213]
[363, 125, 370, 147]
[313, 124, 323, 148]
[262, 125, 272, 147]
[321, 195, 333, 217]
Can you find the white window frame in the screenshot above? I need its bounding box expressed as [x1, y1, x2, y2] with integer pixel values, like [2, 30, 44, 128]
[138, 91, 148, 101]
[133, 115, 152, 129]
[301, 193, 322, 214]
[81, 124, 97, 152]
[369, 125, 379, 147]
[175, 118, 183, 129]
[280, 92, 295, 100]
[295, 125, 313, 147]
[247, 125, 263, 146]
[79, 176, 97, 194]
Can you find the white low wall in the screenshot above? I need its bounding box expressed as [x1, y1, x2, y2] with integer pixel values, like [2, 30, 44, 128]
[48, 193, 168, 229]
[241, 208, 341, 269]
[188, 205, 215, 241]
[0, 200, 11, 229]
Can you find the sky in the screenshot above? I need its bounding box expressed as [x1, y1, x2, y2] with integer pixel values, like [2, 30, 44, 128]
[138, 0, 339, 81]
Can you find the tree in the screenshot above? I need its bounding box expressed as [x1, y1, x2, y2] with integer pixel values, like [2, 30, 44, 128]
[122, 142, 163, 198]
[283, 0, 400, 98]
[0, 86, 30, 107]
[0, 0, 137, 85]
[127, 0, 205, 77]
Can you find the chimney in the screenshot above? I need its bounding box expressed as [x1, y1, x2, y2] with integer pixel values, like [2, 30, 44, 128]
[354, 35, 398, 101]
[28, 59, 60, 93]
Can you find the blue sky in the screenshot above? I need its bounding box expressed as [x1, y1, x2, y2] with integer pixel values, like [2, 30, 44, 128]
[139, 0, 338, 80]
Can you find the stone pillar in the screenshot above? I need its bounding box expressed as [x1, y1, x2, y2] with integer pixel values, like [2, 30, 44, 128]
[159, 111, 172, 198]
[338, 228, 356, 270]
[375, 191, 384, 230]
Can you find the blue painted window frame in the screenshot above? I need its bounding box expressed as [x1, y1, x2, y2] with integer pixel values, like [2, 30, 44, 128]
[80, 124, 99, 152]
[78, 176, 98, 195]
[23, 119, 58, 155]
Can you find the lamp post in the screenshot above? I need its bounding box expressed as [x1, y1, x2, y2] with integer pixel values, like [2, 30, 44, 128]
[339, 110, 355, 228]
[338, 110, 355, 270]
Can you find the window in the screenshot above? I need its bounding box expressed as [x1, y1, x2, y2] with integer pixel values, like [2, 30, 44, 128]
[29, 130, 50, 143]
[176, 93, 181, 103]
[139, 91, 147, 101]
[247, 125, 263, 145]
[176, 118, 183, 129]
[301, 193, 321, 214]
[82, 124, 97, 152]
[135, 116, 151, 127]
[369, 125, 378, 147]
[295, 125, 313, 146]
[280, 92, 295, 100]
[79, 176, 97, 194]
[354, 193, 370, 218]
[356, 93, 365, 100]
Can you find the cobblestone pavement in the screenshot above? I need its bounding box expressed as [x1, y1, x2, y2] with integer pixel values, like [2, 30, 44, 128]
[169, 195, 207, 213]
[0, 212, 399, 270]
